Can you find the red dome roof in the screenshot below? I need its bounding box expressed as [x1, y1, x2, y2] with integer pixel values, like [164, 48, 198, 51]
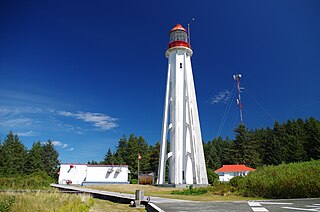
[170, 24, 187, 33]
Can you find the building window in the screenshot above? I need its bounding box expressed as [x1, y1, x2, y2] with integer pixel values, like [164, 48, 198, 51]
[180, 63, 182, 68]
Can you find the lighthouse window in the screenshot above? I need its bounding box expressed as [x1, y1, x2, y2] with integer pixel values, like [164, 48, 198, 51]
[170, 34, 174, 42]
[180, 63, 182, 68]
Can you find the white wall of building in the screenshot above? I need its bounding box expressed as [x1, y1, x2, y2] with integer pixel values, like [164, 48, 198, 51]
[58, 164, 129, 185]
[217, 171, 251, 182]
[86, 166, 129, 183]
[59, 164, 87, 185]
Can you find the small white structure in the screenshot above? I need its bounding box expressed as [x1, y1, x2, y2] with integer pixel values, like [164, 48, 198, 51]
[158, 24, 208, 186]
[214, 164, 255, 182]
[58, 163, 129, 185]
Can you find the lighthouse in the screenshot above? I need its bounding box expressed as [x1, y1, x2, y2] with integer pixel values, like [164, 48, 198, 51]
[157, 24, 208, 185]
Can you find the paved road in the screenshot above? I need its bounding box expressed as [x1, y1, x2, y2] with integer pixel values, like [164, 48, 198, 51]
[153, 198, 320, 212]
[51, 184, 320, 211]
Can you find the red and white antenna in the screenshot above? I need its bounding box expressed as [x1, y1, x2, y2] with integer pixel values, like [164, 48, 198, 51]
[233, 74, 244, 124]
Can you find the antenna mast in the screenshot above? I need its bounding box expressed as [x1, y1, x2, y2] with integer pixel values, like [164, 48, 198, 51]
[233, 74, 243, 124]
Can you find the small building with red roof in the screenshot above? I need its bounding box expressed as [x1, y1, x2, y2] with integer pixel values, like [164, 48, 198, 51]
[214, 164, 255, 182]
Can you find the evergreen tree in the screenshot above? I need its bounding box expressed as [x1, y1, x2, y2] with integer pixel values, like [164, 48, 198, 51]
[125, 134, 150, 176]
[243, 130, 262, 168]
[41, 140, 60, 179]
[0, 132, 27, 176]
[137, 135, 151, 171]
[25, 141, 45, 174]
[214, 136, 224, 166]
[230, 125, 246, 164]
[264, 128, 282, 165]
[273, 121, 287, 162]
[204, 140, 220, 170]
[149, 142, 160, 174]
[230, 125, 261, 167]
[114, 135, 128, 165]
[0, 138, 3, 176]
[284, 119, 307, 162]
[103, 148, 115, 165]
[253, 127, 281, 165]
[286, 135, 306, 162]
[87, 160, 99, 165]
[221, 136, 233, 165]
[113, 134, 150, 178]
[304, 117, 320, 160]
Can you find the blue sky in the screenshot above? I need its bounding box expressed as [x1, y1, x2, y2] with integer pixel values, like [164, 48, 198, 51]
[1, 0, 320, 163]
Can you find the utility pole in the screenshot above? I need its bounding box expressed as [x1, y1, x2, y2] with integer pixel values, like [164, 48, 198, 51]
[233, 74, 244, 124]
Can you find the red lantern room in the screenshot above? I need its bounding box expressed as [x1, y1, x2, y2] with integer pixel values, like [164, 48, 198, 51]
[168, 24, 190, 49]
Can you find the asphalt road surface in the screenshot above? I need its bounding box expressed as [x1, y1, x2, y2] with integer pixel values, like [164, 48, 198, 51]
[154, 198, 320, 212]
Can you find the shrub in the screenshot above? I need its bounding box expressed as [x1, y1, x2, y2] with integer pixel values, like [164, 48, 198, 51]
[130, 179, 138, 184]
[229, 176, 243, 188]
[0, 172, 53, 190]
[0, 196, 15, 212]
[238, 160, 320, 198]
[171, 186, 208, 196]
[209, 183, 235, 196]
[207, 169, 219, 185]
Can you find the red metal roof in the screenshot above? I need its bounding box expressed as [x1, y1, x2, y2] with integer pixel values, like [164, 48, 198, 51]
[214, 164, 255, 173]
[170, 24, 187, 33]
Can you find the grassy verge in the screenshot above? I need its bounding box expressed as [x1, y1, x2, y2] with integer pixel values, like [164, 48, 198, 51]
[90, 199, 144, 212]
[87, 184, 261, 202]
[0, 192, 94, 211]
[0, 172, 53, 190]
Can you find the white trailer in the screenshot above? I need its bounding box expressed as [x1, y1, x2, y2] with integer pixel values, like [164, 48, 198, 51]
[58, 163, 129, 185]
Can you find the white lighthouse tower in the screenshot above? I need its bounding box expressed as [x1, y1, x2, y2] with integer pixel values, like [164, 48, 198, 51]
[157, 24, 208, 186]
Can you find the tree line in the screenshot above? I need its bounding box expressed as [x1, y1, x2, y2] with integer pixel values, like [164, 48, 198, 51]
[1, 117, 319, 180]
[204, 117, 320, 170]
[0, 131, 60, 179]
[101, 117, 320, 178]
[90, 134, 160, 178]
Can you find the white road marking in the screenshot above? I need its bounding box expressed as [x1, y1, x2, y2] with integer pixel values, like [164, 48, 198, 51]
[248, 202, 262, 207]
[258, 202, 293, 205]
[282, 206, 320, 211]
[306, 205, 320, 208]
[251, 207, 269, 212]
[248, 201, 269, 212]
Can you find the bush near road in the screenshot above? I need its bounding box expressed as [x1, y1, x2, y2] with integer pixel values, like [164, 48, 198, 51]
[0, 172, 53, 190]
[237, 160, 320, 198]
